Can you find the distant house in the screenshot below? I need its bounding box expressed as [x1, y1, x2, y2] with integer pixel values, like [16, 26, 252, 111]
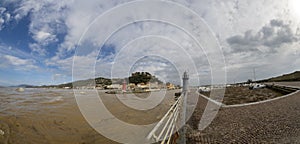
[128, 83, 135, 90]
[166, 83, 175, 90]
[249, 83, 266, 90]
[149, 82, 159, 89]
[137, 83, 149, 89]
[198, 86, 210, 92]
[107, 84, 122, 89]
[96, 84, 104, 90]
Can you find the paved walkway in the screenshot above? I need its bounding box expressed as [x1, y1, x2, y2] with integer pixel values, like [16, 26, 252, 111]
[187, 82, 300, 143]
[268, 81, 300, 89]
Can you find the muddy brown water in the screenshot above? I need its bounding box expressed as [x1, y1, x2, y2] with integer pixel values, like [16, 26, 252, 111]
[0, 88, 179, 144]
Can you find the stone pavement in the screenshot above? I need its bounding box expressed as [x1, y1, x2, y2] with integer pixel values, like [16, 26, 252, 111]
[187, 82, 300, 143]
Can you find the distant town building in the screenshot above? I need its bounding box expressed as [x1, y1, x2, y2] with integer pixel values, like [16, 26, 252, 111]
[149, 82, 159, 89]
[166, 82, 176, 90]
[122, 79, 127, 92]
[107, 84, 122, 89]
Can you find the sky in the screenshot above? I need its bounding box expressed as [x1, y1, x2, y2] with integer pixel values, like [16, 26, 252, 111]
[0, 0, 299, 86]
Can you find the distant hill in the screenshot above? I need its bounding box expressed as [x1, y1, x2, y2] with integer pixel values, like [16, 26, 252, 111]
[10, 84, 36, 88]
[56, 77, 112, 88]
[9, 72, 164, 88]
[258, 71, 300, 82]
[7, 77, 112, 88]
[42, 72, 163, 88]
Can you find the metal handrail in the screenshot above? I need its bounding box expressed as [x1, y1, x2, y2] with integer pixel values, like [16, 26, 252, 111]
[161, 105, 180, 144]
[157, 100, 180, 140]
[147, 94, 183, 143]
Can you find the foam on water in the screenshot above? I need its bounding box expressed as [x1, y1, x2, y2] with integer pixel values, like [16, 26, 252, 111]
[46, 96, 64, 104]
[0, 88, 71, 113]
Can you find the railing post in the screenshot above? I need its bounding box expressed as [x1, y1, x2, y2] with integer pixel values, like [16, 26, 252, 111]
[178, 71, 189, 144]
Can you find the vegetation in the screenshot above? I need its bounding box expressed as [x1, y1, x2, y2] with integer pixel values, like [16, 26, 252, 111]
[128, 72, 162, 85]
[267, 71, 300, 82]
[63, 77, 112, 88]
[95, 77, 112, 85]
[246, 79, 253, 84]
[30, 77, 112, 88]
[256, 71, 300, 82]
[27, 72, 163, 88]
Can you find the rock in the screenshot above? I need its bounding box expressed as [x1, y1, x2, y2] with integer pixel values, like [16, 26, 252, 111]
[15, 87, 25, 92]
[16, 123, 20, 127]
[240, 127, 246, 132]
[0, 121, 9, 144]
[156, 115, 162, 120]
[0, 129, 4, 135]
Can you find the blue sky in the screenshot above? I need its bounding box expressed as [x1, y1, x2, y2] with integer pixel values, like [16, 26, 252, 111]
[0, 0, 299, 86]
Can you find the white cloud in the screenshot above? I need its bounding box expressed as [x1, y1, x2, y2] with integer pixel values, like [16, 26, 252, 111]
[1, 55, 38, 70]
[0, 18, 4, 30]
[56, 0, 130, 58]
[12, 0, 71, 56]
[4, 55, 29, 65]
[0, 7, 6, 13]
[223, 18, 300, 83]
[29, 25, 58, 56]
[4, 12, 10, 21]
[34, 30, 55, 43]
[0, 7, 11, 30]
[227, 19, 299, 53]
[0, 44, 39, 61]
[29, 43, 47, 56]
[2, 0, 299, 85]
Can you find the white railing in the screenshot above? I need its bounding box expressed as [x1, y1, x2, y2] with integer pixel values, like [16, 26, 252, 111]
[147, 95, 183, 144]
[147, 72, 189, 144]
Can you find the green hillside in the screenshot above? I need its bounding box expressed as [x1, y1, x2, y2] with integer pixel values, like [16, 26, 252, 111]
[259, 71, 300, 82]
[40, 72, 163, 88]
[58, 77, 112, 88]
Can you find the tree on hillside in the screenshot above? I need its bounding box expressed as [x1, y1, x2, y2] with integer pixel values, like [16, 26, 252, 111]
[129, 72, 151, 85]
[95, 77, 112, 85]
[246, 79, 253, 84]
[129, 72, 162, 85]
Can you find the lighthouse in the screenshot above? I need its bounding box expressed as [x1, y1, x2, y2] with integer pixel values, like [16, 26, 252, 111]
[179, 71, 189, 144]
[182, 71, 189, 94]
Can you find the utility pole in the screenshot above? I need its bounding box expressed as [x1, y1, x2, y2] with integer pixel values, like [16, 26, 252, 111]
[178, 71, 189, 144]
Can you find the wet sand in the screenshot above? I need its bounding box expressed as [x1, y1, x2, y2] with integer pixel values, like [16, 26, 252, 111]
[0, 88, 178, 144]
